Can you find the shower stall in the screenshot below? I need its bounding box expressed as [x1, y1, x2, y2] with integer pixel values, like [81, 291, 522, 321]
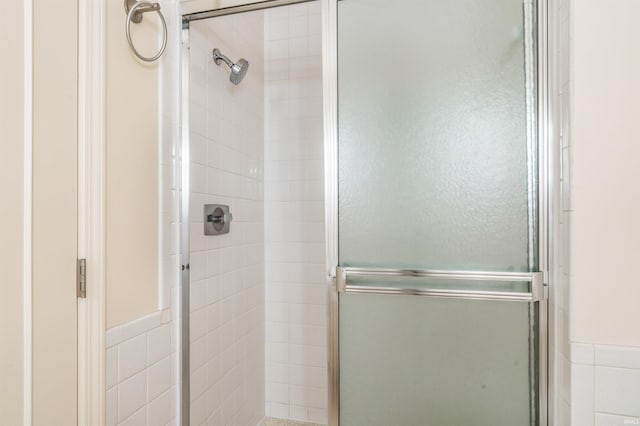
[174, 0, 550, 424]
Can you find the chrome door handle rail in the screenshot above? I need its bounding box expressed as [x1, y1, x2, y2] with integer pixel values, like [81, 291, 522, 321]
[336, 267, 545, 302]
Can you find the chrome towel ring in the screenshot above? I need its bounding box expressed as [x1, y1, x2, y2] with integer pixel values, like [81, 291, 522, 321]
[124, 0, 167, 62]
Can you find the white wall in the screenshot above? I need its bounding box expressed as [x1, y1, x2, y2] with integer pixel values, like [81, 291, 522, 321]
[32, 0, 79, 422]
[189, 11, 266, 425]
[570, 0, 640, 348]
[0, 1, 25, 423]
[568, 0, 640, 423]
[263, 3, 327, 424]
[105, 0, 161, 328]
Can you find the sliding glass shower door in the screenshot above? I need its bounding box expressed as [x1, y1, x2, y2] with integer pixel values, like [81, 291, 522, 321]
[335, 0, 544, 425]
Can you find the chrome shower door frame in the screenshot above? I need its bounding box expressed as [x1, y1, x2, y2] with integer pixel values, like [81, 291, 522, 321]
[322, 0, 553, 425]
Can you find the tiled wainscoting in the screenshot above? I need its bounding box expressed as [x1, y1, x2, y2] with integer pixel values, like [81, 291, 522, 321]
[106, 309, 175, 426]
[571, 343, 640, 426]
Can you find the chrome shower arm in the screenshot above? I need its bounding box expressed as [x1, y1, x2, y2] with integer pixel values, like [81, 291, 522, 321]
[212, 48, 234, 69]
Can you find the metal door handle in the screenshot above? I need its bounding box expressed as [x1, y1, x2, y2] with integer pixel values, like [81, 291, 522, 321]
[207, 212, 232, 224]
[335, 266, 545, 302]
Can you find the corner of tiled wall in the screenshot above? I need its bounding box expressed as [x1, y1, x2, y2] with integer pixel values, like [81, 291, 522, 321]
[550, 0, 572, 423]
[188, 10, 266, 425]
[264, 2, 327, 425]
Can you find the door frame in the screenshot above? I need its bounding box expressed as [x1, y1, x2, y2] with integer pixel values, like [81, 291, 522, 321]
[77, 0, 106, 424]
[322, 0, 554, 425]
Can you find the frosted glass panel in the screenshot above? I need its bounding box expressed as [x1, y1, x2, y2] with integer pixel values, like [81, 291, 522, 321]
[337, 0, 539, 424]
[339, 294, 536, 426]
[338, 0, 533, 271]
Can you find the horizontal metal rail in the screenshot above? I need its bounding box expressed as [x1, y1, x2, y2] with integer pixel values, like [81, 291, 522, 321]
[336, 267, 545, 302]
[182, 0, 316, 24]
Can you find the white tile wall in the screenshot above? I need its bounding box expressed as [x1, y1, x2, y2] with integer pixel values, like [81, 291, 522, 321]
[263, 4, 327, 425]
[106, 310, 175, 426]
[570, 342, 640, 425]
[189, 10, 266, 426]
[551, 0, 572, 422]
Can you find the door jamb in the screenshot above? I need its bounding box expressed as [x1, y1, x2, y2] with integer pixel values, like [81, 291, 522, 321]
[77, 0, 106, 424]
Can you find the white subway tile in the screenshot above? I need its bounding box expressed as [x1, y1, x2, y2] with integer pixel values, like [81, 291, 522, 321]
[307, 366, 325, 389]
[571, 363, 595, 426]
[270, 40, 288, 61]
[190, 163, 207, 194]
[147, 390, 172, 426]
[289, 16, 308, 38]
[270, 362, 289, 384]
[190, 393, 207, 425]
[147, 323, 171, 366]
[307, 346, 326, 368]
[207, 381, 222, 415]
[571, 342, 595, 365]
[270, 19, 288, 41]
[190, 280, 208, 312]
[596, 413, 640, 426]
[119, 407, 146, 426]
[290, 385, 307, 406]
[191, 364, 208, 401]
[271, 322, 289, 343]
[207, 302, 222, 332]
[161, 308, 171, 324]
[118, 371, 147, 422]
[271, 342, 289, 364]
[207, 355, 223, 388]
[290, 405, 308, 422]
[106, 325, 124, 348]
[308, 13, 321, 35]
[308, 387, 327, 410]
[596, 366, 640, 417]
[118, 334, 147, 381]
[308, 407, 327, 424]
[191, 131, 207, 164]
[287, 3, 308, 17]
[191, 308, 208, 342]
[271, 382, 289, 404]
[270, 402, 289, 419]
[147, 356, 172, 402]
[106, 347, 118, 390]
[106, 386, 117, 426]
[206, 277, 221, 305]
[270, 303, 288, 323]
[289, 364, 306, 386]
[190, 104, 207, 138]
[190, 336, 207, 372]
[190, 250, 207, 282]
[595, 345, 640, 369]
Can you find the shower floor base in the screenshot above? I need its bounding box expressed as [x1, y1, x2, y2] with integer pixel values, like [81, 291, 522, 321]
[261, 417, 325, 426]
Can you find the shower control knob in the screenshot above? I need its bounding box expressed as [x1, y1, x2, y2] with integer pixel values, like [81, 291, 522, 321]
[207, 211, 233, 225]
[203, 204, 232, 235]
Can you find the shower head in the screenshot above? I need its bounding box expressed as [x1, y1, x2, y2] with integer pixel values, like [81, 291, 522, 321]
[212, 48, 250, 85]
